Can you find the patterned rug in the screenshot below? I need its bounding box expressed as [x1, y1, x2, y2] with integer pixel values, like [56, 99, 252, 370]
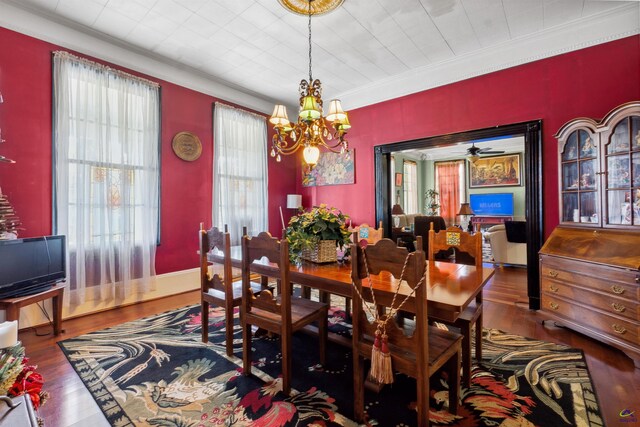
[58, 305, 604, 426]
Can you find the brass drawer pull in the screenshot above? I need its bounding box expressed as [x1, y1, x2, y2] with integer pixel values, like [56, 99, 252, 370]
[549, 284, 559, 293]
[636, 276, 639, 283]
[610, 285, 625, 295]
[548, 270, 558, 278]
[549, 302, 559, 310]
[611, 303, 626, 313]
[612, 324, 627, 334]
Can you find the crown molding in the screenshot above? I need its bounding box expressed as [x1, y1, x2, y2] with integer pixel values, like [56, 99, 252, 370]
[335, 3, 640, 110]
[0, 0, 280, 114]
[0, 1, 637, 114]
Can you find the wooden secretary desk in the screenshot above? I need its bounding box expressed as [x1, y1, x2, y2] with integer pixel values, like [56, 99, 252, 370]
[540, 101, 640, 368]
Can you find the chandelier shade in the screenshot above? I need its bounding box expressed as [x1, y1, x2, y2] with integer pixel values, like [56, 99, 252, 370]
[270, 105, 290, 126]
[299, 95, 322, 120]
[326, 99, 346, 122]
[270, 0, 351, 167]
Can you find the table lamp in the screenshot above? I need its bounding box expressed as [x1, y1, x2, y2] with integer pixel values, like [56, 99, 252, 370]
[391, 191, 404, 228]
[280, 194, 303, 230]
[287, 194, 302, 210]
[457, 202, 475, 232]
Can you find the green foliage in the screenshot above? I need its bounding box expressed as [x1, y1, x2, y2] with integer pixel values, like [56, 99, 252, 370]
[284, 204, 352, 265]
[0, 342, 25, 395]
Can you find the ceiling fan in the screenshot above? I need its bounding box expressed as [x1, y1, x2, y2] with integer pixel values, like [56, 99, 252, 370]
[465, 142, 504, 161]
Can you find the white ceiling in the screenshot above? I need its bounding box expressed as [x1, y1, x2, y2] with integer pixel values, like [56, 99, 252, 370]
[398, 135, 525, 161]
[1, 0, 638, 114]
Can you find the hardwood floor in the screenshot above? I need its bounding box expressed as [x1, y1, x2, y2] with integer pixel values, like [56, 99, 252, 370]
[19, 267, 640, 427]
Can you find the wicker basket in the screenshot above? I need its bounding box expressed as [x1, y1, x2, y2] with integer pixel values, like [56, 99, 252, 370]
[301, 240, 337, 263]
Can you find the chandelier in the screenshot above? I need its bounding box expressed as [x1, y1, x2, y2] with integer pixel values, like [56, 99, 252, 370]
[270, 0, 351, 167]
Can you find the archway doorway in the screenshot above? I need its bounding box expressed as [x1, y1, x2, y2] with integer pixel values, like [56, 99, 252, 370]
[374, 121, 543, 310]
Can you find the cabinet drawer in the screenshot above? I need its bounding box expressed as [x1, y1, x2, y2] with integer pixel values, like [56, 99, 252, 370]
[542, 294, 640, 345]
[540, 262, 639, 301]
[541, 278, 640, 321]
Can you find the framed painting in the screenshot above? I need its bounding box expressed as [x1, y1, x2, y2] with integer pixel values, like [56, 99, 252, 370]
[468, 153, 521, 188]
[395, 173, 403, 187]
[302, 149, 355, 187]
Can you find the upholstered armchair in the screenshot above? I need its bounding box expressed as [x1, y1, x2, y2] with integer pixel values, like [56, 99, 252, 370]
[485, 222, 527, 266]
[414, 216, 452, 259]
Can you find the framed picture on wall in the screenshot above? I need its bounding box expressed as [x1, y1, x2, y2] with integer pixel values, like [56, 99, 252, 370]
[468, 154, 521, 188]
[395, 173, 403, 187]
[302, 149, 355, 187]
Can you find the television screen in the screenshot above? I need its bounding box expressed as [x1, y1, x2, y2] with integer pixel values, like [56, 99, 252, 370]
[470, 193, 514, 216]
[0, 235, 66, 298]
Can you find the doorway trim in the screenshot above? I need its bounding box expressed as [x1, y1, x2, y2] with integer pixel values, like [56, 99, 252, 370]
[374, 120, 543, 310]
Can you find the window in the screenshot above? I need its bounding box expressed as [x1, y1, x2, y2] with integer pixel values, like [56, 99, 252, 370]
[403, 160, 418, 214]
[213, 103, 268, 244]
[53, 51, 160, 301]
[435, 160, 466, 224]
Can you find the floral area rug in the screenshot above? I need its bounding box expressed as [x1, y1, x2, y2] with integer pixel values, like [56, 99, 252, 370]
[58, 305, 604, 426]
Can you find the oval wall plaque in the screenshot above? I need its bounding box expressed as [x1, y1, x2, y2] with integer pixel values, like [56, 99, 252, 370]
[172, 131, 202, 162]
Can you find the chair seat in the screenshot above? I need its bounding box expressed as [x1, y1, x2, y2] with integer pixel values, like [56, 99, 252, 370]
[358, 324, 462, 371]
[248, 296, 327, 331]
[205, 281, 265, 303]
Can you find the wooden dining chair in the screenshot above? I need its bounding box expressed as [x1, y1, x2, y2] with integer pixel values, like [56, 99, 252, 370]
[199, 223, 268, 356]
[241, 231, 328, 395]
[428, 224, 483, 387]
[351, 237, 462, 426]
[335, 220, 385, 315]
[352, 220, 384, 244]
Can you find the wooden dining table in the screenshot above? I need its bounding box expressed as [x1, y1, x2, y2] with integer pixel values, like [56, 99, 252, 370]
[208, 246, 494, 324]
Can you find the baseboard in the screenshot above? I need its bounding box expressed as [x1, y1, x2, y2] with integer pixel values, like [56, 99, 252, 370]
[3, 268, 200, 329]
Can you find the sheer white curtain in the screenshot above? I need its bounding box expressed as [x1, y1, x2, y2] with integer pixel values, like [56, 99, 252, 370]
[403, 161, 418, 214]
[213, 103, 268, 244]
[53, 51, 160, 306]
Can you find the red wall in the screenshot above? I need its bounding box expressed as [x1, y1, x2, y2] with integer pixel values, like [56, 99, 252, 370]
[0, 27, 296, 274]
[1, 26, 638, 275]
[299, 35, 640, 237]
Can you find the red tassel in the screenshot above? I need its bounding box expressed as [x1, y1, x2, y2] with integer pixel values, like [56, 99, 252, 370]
[369, 328, 394, 385]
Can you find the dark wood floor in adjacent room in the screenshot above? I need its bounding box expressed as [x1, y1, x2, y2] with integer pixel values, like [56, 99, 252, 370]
[19, 266, 640, 427]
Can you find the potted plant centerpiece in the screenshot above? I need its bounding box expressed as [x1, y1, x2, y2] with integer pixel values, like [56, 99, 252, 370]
[285, 204, 351, 265]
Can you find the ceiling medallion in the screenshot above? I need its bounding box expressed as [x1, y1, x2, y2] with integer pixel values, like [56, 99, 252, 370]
[278, 0, 344, 16]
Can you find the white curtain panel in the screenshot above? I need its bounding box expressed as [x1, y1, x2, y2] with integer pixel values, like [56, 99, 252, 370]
[53, 52, 160, 306]
[213, 103, 268, 245]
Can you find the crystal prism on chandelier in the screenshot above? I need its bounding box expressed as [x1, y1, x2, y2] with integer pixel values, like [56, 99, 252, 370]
[270, 0, 351, 167]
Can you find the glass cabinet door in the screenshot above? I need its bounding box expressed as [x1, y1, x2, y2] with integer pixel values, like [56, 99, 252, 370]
[604, 116, 640, 227]
[560, 129, 599, 224]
